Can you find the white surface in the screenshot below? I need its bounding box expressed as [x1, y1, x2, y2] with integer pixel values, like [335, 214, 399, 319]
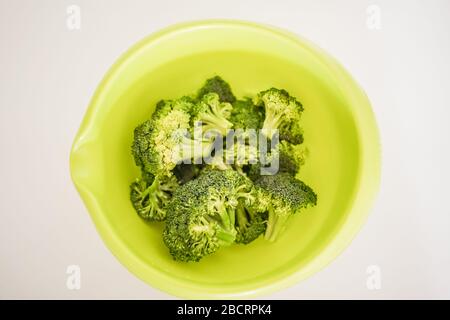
[1, 0, 450, 299]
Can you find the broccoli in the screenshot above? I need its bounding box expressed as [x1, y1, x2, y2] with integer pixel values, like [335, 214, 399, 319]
[197, 76, 236, 103]
[253, 88, 304, 142]
[163, 169, 254, 261]
[129, 77, 318, 260]
[277, 141, 308, 174]
[132, 98, 217, 177]
[191, 92, 233, 137]
[255, 173, 317, 241]
[279, 122, 304, 144]
[223, 133, 259, 172]
[248, 140, 308, 180]
[130, 173, 178, 221]
[235, 206, 267, 244]
[230, 98, 264, 130]
[226, 105, 262, 172]
[208, 141, 258, 173]
[235, 187, 269, 244]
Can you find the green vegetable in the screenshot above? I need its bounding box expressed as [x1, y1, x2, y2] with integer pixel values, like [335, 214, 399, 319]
[197, 76, 236, 103]
[132, 98, 216, 177]
[163, 169, 254, 261]
[130, 174, 178, 221]
[235, 188, 269, 244]
[253, 88, 304, 143]
[230, 98, 264, 130]
[248, 140, 308, 180]
[191, 92, 233, 136]
[129, 76, 317, 261]
[255, 173, 317, 242]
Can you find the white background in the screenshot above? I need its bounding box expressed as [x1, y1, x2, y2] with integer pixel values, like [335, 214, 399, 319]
[1, 0, 450, 299]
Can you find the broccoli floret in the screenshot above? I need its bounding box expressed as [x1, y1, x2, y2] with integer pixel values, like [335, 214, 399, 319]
[163, 169, 254, 261]
[279, 122, 304, 144]
[236, 199, 268, 244]
[191, 92, 233, 136]
[235, 209, 267, 244]
[248, 140, 308, 180]
[197, 76, 236, 103]
[172, 96, 197, 112]
[234, 184, 271, 244]
[132, 99, 216, 176]
[253, 88, 304, 142]
[130, 174, 178, 221]
[277, 141, 308, 173]
[224, 124, 260, 174]
[255, 173, 317, 241]
[230, 98, 264, 130]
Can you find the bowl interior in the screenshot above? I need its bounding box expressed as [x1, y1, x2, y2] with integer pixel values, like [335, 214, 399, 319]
[71, 21, 377, 298]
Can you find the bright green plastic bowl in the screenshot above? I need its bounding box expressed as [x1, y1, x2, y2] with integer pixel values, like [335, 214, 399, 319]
[70, 20, 380, 298]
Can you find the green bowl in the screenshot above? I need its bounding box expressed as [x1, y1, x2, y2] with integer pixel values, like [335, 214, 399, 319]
[70, 20, 380, 298]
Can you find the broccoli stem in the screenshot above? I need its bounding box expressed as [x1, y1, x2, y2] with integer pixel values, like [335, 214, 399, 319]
[215, 227, 236, 245]
[197, 98, 233, 136]
[209, 201, 237, 243]
[262, 112, 283, 137]
[147, 176, 174, 199]
[218, 205, 231, 229]
[226, 206, 235, 229]
[132, 176, 161, 207]
[236, 203, 249, 230]
[200, 113, 232, 136]
[264, 207, 290, 242]
[234, 184, 255, 205]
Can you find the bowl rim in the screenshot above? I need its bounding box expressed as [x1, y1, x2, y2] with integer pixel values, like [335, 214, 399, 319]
[70, 19, 381, 299]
